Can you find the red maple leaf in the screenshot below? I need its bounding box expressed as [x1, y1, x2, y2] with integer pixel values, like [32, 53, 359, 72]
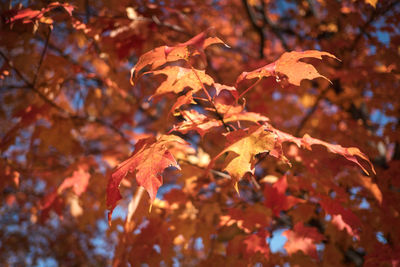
[264, 175, 304, 216]
[236, 50, 338, 86]
[283, 222, 325, 259]
[107, 135, 185, 225]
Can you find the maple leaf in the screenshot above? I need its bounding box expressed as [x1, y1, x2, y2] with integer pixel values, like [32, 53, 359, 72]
[236, 50, 338, 86]
[169, 92, 195, 115]
[164, 27, 228, 56]
[364, 244, 400, 267]
[222, 204, 271, 233]
[243, 230, 270, 260]
[264, 175, 304, 216]
[209, 125, 275, 191]
[107, 135, 186, 225]
[1, 104, 49, 152]
[275, 51, 338, 86]
[213, 83, 239, 99]
[236, 62, 275, 86]
[272, 128, 376, 175]
[6, 8, 41, 24]
[150, 66, 214, 99]
[227, 230, 270, 261]
[319, 195, 361, 237]
[331, 214, 358, 237]
[172, 109, 222, 137]
[357, 175, 382, 204]
[39, 167, 90, 222]
[225, 112, 269, 124]
[58, 168, 91, 196]
[2, 0, 399, 265]
[283, 222, 325, 259]
[172, 107, 269, 138]
[39, 191, 64, 222]
[130, 30, 227, 85]
[4, 2, 74, 25]
[130, 46, 188, 85]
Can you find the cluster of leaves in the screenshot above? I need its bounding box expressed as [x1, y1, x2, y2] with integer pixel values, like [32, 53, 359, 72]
[1, 0, 400, 266]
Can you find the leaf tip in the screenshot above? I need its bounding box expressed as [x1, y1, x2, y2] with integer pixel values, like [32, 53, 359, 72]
[371, 165, 376, 175]
[234, 182, 240, 196]
[361, 167, 370, 176]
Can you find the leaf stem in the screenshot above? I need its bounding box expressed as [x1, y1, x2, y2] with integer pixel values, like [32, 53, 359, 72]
[32, 26, 51, 87]
[188, 63, 231, 132]
[295, 87, 329, 137]
[238, 78, 261, 99]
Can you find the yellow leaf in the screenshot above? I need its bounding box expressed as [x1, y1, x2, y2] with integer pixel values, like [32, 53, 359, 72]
[365, 0, 378, 8]
[209, 126, 276, 190]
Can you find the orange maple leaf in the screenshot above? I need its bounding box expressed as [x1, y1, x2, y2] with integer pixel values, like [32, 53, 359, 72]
[283, 222, 325, 259]
[272, 128, 376, 175]
[130, 29, 227, 85]
[209, 125, 275, 192]
[150, 66, 214, 99]
[236, 50, 338, 86]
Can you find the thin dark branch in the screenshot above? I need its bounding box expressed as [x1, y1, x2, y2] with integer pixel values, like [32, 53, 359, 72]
[259, 0, 289, 51]
[189, 64, 231, 132]
[349, 1, 400, 51]
[393, 119, 400, 161]
[305, 0, 317, 18]
[0, 51, 33, 87]
[242, 0, 265, 58]
[32, 26, 51, 87]
[178, 159, 231, 180]
[1, 85, 32, 90]
[0, 50, 135, 147]
[151, 15, 191, 36]
[41, 37, 158, 122]
[295, 87, 329, 137]
[84, 0, 90, 23]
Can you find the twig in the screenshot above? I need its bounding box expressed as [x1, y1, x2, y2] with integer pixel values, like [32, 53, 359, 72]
[349, 1, 399, 51]
[84, 0, 90, 23]
[305, 0, 317, 18]
[39, 37, 160, 123]
[0, 51, 33, 86]
[238, 78, 261, 99]
[32, 26, 51, 87]
[259, 0, 289, 51]
[188, 64, 231, 132]
[295, 87, 329, 137]
[179, 159, 231, 180]
[0, 50, 135, 147]
[151, 15, 191, 36]
[242, 0, 265, 58]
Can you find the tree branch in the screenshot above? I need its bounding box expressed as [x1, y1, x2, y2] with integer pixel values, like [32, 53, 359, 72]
[189, 64, 231, 132]
[295, 87, 329, 137]
[0, 50, 135, 147]
[259, 0, 289, 51]
[32, 26, 51, 87]
[242, 0, 265, 58]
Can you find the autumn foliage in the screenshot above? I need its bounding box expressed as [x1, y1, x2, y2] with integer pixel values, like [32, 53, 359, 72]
[1, 0, 400, 266]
